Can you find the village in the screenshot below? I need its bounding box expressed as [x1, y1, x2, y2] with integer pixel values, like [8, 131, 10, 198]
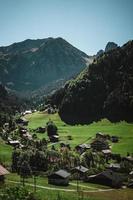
[0, 107, 133, 196]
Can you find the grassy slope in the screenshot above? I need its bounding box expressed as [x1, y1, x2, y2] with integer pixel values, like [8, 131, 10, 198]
[26, 112, 133, 155]
[0, 139, 12, 165]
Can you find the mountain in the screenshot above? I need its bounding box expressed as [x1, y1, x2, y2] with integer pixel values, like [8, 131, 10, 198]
[96, 42, 118, 58]
[0, 37, 91, 94]
[49, 40, 133, 124]
[105, 42, 118, 52]
[0, 84, 30, 126]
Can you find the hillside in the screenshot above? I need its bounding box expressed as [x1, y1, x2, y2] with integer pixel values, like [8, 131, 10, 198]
[0, 37, 91, 94]
[49, 40, 133, 124]
[0, 84, 29, 126]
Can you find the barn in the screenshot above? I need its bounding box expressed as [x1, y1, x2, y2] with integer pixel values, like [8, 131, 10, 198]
[48, 169, 70, 186]
[87, 169, 123, 188]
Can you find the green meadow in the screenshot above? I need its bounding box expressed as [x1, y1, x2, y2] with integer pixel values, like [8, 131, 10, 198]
[26, 112, 133, 155]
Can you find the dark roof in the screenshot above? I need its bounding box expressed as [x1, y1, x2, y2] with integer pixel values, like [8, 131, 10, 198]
[124, 156, 133, 162]
[0, 165, 10, 176]
[51, 170, 70, 178]
[75, 166, 89, 173]
[89, 170, 122, 181]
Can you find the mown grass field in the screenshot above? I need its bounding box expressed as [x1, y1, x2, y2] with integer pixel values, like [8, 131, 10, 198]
[26, 112, 133, 155]
[2, 173, 133, 200]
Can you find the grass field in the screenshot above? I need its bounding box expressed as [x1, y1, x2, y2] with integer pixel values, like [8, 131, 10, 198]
[26, 112, 133, 155]
[0, 139, 12, 165]
[3, 173, 133, 200]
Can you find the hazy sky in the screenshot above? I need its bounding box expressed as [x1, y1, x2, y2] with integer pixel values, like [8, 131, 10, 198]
[0, 0, 133, 54]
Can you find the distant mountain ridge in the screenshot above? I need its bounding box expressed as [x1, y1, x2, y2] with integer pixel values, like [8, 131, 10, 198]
[48, 40, 133, 124]
[96, 42, 118, 57]
[0, 37, 91, 94]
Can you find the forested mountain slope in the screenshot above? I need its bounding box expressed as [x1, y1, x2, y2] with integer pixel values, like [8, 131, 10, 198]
[49, 41, 133, 124]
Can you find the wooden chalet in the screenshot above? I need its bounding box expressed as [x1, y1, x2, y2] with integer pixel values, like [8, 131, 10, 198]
[8, 140, 20, 147]
[16, 117, 29, 126]
[49, 134, 59, 142]
[91, 138, 109, 151]
[36, 126, 46, 133]
[111, 136, 119, 143]
[0, 165, 10, 183]
[48, 169, 70, 186]
[75, 144, 91, 153]
[122, 156, 133, 164]
[87, 170, 123, 188]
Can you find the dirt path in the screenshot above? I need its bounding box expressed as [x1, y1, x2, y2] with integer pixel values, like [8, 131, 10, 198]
[7, 180, 114, 193]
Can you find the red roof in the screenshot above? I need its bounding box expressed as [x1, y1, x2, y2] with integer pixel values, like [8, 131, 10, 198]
[0, 165, 10, 176]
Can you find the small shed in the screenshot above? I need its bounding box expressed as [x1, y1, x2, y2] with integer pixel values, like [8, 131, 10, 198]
[111, 136, 119, 143]
[87, 170, 123, 188]
[36, 127, 46, 133]
[48, 169, 70, 186]
[0, 165, 10, 183]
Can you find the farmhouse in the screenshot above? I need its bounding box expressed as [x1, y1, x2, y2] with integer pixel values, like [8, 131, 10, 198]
[123, 156, 133, 163]
[75, 144, 91, 153]
[48, 169, 70, 186]
[91, 138, 109, 151]
[87, 169, 123, 188]
[8, 140, 20, 147]
[0, 165, 10, 183]
[16, 117, 29, 126]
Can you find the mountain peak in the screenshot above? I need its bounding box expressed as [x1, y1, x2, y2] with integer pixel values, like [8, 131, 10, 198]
[0, 37, 90, 93]
[105, 42, 118, 52]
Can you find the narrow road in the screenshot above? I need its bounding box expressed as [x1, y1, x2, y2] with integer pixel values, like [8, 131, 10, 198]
[7, 180, 114, 193]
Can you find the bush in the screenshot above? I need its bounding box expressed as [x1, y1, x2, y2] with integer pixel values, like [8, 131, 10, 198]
[0, 186, 39, 200]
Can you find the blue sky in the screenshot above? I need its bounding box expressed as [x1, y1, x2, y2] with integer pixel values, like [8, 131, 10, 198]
[0, 0, 133, 54]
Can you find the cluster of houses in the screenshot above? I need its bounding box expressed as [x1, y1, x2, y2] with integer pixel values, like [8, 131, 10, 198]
[47, 132, 133, 189]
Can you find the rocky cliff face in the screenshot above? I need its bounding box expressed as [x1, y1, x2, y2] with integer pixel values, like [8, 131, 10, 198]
[49, 41, 133, 124]
[0, 37, 90, 93]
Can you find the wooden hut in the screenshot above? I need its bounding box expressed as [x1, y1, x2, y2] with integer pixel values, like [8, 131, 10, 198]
[75, 144, 91, 153]
[0, 165, 10, 183]
[87, 170, 123, 188]
[48, 169, 70, 186]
